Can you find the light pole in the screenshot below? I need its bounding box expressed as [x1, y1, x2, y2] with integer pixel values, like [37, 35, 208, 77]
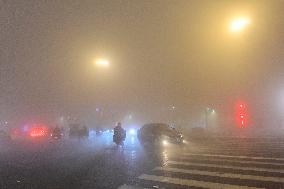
[205, 107, 215, 128]
[171, 105, 176, 127]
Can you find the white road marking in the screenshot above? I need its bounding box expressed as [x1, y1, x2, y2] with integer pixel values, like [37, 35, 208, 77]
[196, 147, 284, 152]
[183, 153, 284, 161]
[117, 184, 149, 189]
[138, 174, 265, 189]
[168, 161, 284, 174]
[154, 167, 284, 183]
[179, 156, 284, 166]
[207, 142, 284, 146]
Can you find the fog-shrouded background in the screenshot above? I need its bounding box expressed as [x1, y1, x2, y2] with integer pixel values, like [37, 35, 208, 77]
[1, 0, 284, 133]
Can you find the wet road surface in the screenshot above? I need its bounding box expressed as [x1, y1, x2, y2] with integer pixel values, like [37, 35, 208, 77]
[121, 137, 284, 189]
[0, 133, 169, 189]
[1, 134, 284, 189]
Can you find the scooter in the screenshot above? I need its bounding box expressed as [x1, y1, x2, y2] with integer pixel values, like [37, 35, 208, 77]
[113, 131, 126, 146]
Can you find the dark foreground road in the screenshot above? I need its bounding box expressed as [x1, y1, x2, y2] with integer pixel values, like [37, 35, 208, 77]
[1, 134, 284, 189]
[0, 133, 169, 189]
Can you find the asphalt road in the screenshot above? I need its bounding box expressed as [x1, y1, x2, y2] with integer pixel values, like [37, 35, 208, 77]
[1, 134, 284, 189]
[121, 137, 284, 189]
[0, 132, 169, 189]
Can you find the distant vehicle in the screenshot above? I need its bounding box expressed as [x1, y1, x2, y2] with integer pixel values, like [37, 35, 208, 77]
[29, 126, 49, 138]
[50, 127, 63, 140]
[95, 127, 105, 136]
[69, 124, 89, 138]
[10, 128, 25, 140]
[137, 123, 183, 145]
[11, 124, 49, 140]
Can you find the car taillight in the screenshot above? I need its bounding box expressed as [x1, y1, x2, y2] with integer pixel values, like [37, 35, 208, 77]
[30, 127, 48, 137]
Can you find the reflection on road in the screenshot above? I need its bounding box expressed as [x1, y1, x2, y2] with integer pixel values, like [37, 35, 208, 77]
[0, 129, 185, 189]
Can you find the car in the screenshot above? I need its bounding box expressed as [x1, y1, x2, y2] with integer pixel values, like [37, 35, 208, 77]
[50, 127, 63, 140]
[69, 124, 89, 138]
[137, 123, 183, 145]
[29, 126, 49, 138]
[10, 124, 49, 140]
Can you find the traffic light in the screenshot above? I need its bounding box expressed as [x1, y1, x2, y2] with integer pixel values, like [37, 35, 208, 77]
[236, 102, 247, 127]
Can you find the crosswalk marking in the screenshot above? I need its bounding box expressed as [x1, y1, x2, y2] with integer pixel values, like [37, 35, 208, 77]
[154, 167, 284, 183]
[204, 141, 284, 145]
[167, 160, 284, 173]
[117, 184, 148, 189]
[183, 152, 284, 161]
[119, 138, 284, 189]
[195, 148, 284, 154]
[179, 156, 284, 166]
[196, 146, 284, 151]
[138, 174, 265, 189]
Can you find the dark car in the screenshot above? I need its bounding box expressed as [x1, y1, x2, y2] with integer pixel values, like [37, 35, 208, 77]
[50, 127, 63, 140]
[137, 123, 183, 145]
[69, 124, 89, 138]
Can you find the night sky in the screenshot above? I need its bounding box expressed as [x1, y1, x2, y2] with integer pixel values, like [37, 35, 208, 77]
[1, 0, 283, 129]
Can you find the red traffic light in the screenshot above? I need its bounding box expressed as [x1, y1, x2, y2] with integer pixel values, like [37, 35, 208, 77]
[235, 102, 247, 127]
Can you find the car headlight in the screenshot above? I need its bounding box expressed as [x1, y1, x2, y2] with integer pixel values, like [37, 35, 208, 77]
[162, 140, 168, 146]
[129, 129, 136, 135]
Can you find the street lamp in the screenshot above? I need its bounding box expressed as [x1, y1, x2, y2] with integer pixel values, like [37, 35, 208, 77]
[95, 58, 109, 68]
[205, 107, 215, 128]
[229, 17, 250, 32]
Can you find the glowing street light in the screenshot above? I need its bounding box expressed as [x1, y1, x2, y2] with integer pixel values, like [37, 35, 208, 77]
[205, 107, 215, 128]
[229, 17, 250, 32]
[162, 140, 168, 146]
[95, 58, 109, 67]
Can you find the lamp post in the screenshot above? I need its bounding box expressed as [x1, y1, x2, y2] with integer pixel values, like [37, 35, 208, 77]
[205, 107, 215, 128]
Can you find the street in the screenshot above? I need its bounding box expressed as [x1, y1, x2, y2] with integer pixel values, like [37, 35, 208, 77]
[0, 134, 283, 189]
[121, 137, 284, 189]
[1, 0, 284, 188]
[0, 133, 166, 189]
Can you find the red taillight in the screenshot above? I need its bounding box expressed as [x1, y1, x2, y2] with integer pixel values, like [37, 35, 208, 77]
[29, 126, 48, 137]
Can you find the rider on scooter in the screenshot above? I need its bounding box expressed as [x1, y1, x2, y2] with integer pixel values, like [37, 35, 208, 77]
[113, 122, 126, 143]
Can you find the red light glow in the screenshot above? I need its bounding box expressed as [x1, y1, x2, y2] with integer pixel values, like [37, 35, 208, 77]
[12, 128, 21, 135]
[29, 124, 48, 137]
[235, 101, 248, 127]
